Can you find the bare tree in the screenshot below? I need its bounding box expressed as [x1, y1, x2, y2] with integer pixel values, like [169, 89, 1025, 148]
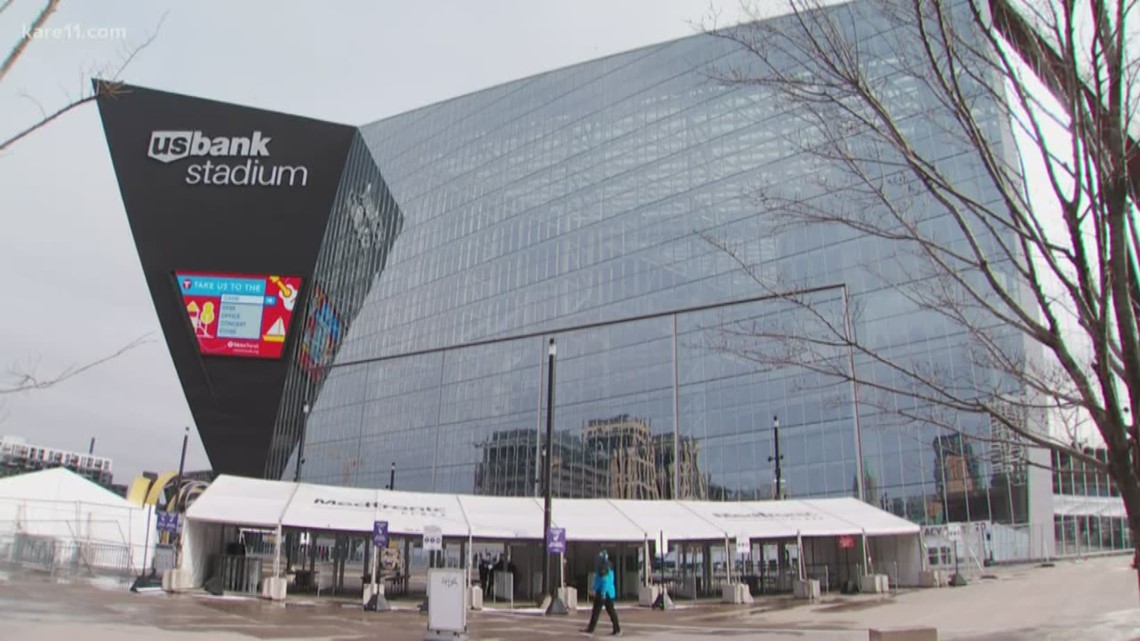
[701, 0, 1140, 573]
[0, 0, 166, 153]
[1, 334, 152, 396]
[0, 334, 152, 428]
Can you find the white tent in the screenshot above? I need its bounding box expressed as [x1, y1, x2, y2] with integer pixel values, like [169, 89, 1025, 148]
[682, 497, 920, 539]
[0, 468, 153, 575]
[180, 475, 923, 588]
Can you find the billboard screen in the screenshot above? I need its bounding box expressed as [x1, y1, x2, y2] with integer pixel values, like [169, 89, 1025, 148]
[299, 285, 343, 381]
[175, 272, 302, 359]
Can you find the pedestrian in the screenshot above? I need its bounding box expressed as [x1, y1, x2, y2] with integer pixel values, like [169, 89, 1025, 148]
[478, 555, 489, 593]
[581, 549, 621, 636]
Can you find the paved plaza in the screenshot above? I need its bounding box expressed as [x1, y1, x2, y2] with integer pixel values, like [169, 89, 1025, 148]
[0, 556, 1137, 641]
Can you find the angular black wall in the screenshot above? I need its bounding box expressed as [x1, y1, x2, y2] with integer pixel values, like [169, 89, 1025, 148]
[96, 82, 357, 477]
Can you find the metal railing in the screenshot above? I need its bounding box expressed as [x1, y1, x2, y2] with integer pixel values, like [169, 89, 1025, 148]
[212, 554, 263, 594]
[4, 533, 134, 578]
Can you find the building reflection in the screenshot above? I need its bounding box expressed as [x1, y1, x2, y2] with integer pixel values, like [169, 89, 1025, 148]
[474, 414, 706, 500]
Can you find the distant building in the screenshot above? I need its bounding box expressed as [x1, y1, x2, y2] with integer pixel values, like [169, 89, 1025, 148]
[474, 415, 706, 500]
[474, 428, 603, 498]
[0, 435, 114, 488]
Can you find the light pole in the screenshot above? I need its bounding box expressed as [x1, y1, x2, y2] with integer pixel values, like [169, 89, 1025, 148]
[173, 426, 189, 567]
[541, 339, 556, 600]
[294, 402, 310, 483]
[768, 416, 784, 500]
[540, 338, 568, 615]
[175, 426, 189, 505]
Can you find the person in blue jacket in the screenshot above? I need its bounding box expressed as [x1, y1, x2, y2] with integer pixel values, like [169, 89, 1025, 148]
[582, 549, 621, 636]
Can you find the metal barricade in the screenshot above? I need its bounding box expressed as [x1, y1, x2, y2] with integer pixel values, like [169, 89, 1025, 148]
[213, 554, 263, 594]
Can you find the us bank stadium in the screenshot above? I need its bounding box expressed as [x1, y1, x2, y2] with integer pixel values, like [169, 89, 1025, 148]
[95, 0, 1132, 569]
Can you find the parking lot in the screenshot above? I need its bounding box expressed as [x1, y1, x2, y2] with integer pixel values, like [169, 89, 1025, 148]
[0, 555, 1137, 641]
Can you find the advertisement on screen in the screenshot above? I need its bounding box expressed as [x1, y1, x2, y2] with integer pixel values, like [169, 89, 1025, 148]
[176, 272, 302, 359]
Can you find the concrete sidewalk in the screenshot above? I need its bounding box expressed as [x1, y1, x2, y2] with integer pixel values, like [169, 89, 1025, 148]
[0, 556, 1136, 641]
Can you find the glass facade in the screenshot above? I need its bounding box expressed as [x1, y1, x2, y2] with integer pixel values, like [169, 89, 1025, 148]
[268, 0, 1042, 529]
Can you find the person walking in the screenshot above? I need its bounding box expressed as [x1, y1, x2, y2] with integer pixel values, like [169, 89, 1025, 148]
[582, 549, 621, 636]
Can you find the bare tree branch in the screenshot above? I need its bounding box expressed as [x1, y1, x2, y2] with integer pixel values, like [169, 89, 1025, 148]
[1, 334, 152, 395]
[0, 10, 167, 154]
[0, 0, 60, 83]
[699, 0, 1140, 568]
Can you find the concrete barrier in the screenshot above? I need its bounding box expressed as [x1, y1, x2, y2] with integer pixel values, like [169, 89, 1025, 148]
[793, 578, 821, 600]
[261, 576, 288, 601]
[468, 586, 483, 610]
[721, 582, 754, 604]
[869, 627, 938, 640]
[639, 584, 660, 606]
[860, 574, 890, 593]
[557, 586, 578, 611]
[919, 570, 949, 588]
[163, 568, 194, 592]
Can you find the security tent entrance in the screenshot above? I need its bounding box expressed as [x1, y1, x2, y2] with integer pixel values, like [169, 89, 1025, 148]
[177, 475, 922, 601]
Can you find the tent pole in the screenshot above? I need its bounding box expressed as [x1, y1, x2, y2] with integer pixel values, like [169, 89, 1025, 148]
[140, 504, 153, 577]
[371, 539, 379, 591]
[861, 529, 870, 576]
[796, 531, 804, 582]
[273, 524, 282, 577]
[725, 536, 732, 584]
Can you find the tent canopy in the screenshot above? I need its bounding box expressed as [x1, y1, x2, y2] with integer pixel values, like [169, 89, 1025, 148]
[187, 475, 919, 544]
[0, 468, 152, 571]
[0, 467, 134, 508]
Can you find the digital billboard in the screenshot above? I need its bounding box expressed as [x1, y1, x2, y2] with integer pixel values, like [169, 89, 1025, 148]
[176, 272, 302, 359]
[299, 285, 343, 381]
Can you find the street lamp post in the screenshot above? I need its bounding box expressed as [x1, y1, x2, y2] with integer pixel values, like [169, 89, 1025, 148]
[768, 416, 784, 500]
[173, 426, 189, 567]
[541, 339, 556, 599]
[294, 403, 310, 483]
[175, 426, 189, 502]
[540, 338, 568, 615]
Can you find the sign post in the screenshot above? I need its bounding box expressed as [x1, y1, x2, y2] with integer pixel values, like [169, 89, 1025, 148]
[418, 525, 444, 613]
[373, 520, 389, 548]
[365, 520, 390, 612]
[544, 527, 569, 615]
[156, 512, 180, 535]
[547, 527, 566, 555]
[423, 526, 443, 552]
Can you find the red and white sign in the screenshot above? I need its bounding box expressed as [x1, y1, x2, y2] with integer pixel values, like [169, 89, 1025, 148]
[838, 535, 856, 549]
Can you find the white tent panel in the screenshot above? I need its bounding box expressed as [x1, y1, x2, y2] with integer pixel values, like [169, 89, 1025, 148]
[0, 467, 131, 507]
[282, 482, 380, 533]
[458, 494, 542, 540]
[184, 476, 923, 548]
[607, 499, 725, 542]
[283, 485, 471, 538]
[804, 498, 921, 536]
[681, 500, 808, 539]
[370, 489, 468, 537]
[185, 475, 293, 528]
[0, 468, 152, 573]
[550, 498, 647, 542]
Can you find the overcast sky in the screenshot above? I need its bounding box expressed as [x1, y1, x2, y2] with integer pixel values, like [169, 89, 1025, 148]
[0, 0, 757, 483]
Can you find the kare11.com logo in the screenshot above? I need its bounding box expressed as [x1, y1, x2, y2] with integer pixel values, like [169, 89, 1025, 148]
[147, 130, 309, 187]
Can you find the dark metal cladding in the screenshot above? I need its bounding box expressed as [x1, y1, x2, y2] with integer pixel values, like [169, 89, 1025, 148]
[94, 81, 358, 477]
